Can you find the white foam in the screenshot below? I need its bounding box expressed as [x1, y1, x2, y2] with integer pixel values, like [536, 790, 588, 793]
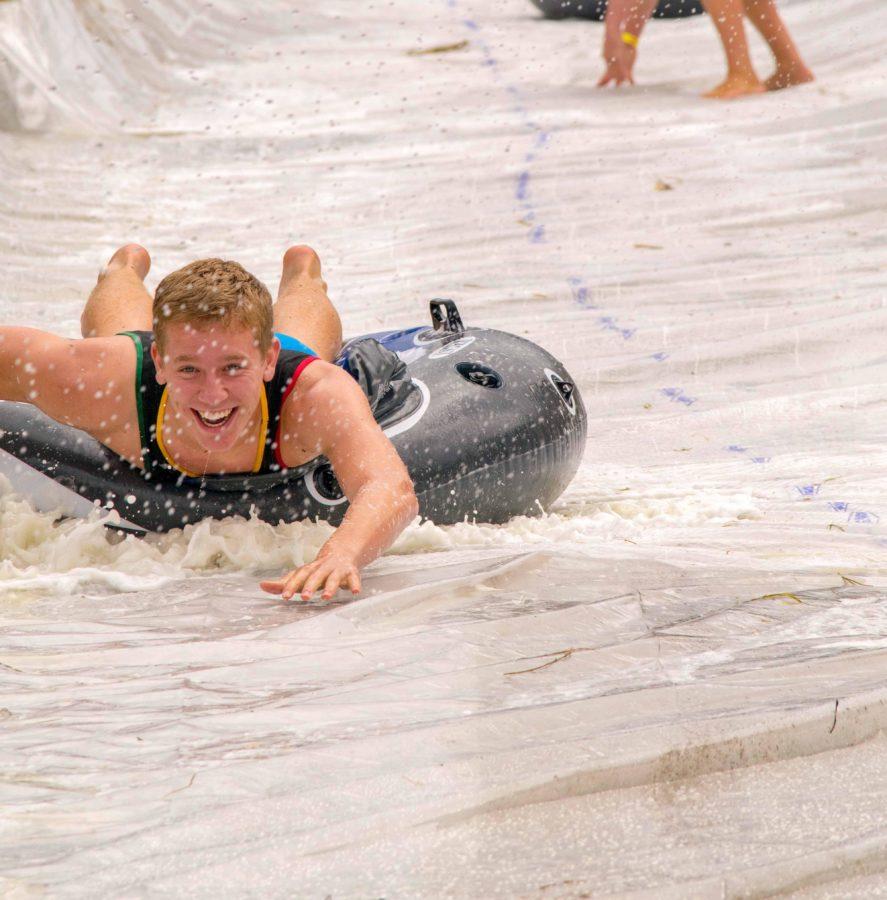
[1, 0, 885, 893]
[0, 473, 333, 595]
[0, 467, 759, 595]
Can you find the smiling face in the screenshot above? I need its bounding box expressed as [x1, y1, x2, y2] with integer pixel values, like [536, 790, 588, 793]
[151, 322, 280, 455]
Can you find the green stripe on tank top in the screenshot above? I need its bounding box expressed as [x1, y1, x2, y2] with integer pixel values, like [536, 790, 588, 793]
[118, 331, 147, 451]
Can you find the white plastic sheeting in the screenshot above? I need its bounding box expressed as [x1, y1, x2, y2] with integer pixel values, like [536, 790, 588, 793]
[1, 0, 886, 895]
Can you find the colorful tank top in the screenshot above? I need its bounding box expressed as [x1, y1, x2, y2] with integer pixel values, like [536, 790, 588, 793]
[119, 331, 318, 478]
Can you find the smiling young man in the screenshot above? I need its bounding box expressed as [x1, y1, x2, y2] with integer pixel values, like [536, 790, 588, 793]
[0, 244, 418, 601]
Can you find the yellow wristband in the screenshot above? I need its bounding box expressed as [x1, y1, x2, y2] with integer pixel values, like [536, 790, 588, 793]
[621, 31, 639, 48]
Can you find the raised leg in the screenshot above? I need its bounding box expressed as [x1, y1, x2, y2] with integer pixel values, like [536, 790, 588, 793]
[742, 0, 813, 90]
[81, 244, 153, 338]
[699, 0, 765, 99]
[273, 246, 342, 362]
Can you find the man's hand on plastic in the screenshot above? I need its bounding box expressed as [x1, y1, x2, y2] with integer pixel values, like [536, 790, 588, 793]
[598, 38, 636, 87]
[260, 550, 362, 602]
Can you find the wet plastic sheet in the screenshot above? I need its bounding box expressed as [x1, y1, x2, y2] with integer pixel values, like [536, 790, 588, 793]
[4, 547, 887, 895]
[2, 0, 887, 896]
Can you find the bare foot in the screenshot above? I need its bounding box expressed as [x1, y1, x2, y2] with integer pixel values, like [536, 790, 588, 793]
[279, 245, 327, 292]
[704, 73, 766, 100]
[100, 243, 151, 281]
[765, 63, 814, 91]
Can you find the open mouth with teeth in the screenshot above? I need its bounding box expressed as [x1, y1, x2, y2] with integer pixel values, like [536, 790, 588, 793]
[192, 407, 236, 430]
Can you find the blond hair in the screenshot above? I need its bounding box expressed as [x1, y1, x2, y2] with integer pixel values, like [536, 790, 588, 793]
[153, 258, 274, 352]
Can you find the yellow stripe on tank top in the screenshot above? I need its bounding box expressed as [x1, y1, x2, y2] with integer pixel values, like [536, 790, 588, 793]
[155, 388, 269, 476]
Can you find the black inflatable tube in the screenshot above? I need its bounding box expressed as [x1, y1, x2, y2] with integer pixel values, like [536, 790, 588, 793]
[0, 302, 587, 532]
[530, 0, 704, 20]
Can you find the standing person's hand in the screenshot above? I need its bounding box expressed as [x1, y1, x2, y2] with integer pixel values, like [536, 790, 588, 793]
[598, 34, 636, 87]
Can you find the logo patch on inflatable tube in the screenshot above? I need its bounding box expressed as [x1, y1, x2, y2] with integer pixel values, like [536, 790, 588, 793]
[428, 336, 476, 359]
[544, 368, 577, 416]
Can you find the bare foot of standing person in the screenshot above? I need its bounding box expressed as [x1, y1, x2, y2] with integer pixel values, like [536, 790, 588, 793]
[700, 0, 767, 99]
[764, 62, 814, 91]
[742, 0, 814, 91]
[704, 72, 766, 99]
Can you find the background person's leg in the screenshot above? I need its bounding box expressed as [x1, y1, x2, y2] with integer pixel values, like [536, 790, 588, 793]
[81, 244, 153, 338]
[699, 0, 765, 98]
[742, 0, 813, 90]
[273, 246, 343, 362]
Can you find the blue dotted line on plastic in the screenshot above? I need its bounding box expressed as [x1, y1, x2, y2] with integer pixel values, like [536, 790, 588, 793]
[449, 2, 549, 244]
[725, 446, 881, 529]
[449, 2, 650, 342]
[446, 3, 881, 539]
[447, 5, 685, 402]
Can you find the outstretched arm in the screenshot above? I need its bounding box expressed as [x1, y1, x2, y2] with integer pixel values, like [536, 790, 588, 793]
[0, 328, 71, 406]
[0, 327, 136, 446]
[598, 0, 658, 87]
[260, 363, 419, 601]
